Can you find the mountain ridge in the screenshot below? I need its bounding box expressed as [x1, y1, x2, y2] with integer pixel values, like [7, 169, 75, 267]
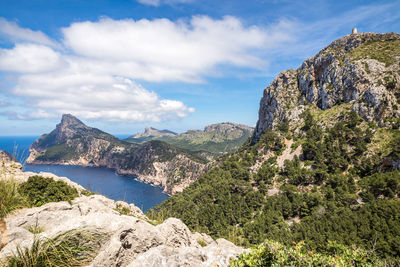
[26, 114, 208, 194]
[126, 122, 254, 157]
[253, 32, 400, 142]
[152, 32, 400, 260]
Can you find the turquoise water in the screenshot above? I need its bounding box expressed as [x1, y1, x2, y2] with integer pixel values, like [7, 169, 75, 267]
[0, 136, 169, 211]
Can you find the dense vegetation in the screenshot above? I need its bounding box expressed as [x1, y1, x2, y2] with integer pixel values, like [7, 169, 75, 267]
[151, 108, 400, 261]
[231, 240, 389, 266]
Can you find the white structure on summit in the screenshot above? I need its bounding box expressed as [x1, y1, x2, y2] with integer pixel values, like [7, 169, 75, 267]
[352, 28, 358, 34]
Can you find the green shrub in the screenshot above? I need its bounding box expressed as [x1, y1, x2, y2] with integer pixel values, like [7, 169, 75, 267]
[19, 176, 78, 207]
[231, 240, 384, 266]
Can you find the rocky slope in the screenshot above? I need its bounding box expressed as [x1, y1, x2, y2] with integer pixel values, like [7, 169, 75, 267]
[0, 153, 244, 266]
[126, 122, 254, 157]
[254, 32, 400, 141]
[153, 32, 400, 260]
[26, 114, 208, 194]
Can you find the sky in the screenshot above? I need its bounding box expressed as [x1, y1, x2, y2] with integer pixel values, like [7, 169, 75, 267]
[0, 0, 399, 136]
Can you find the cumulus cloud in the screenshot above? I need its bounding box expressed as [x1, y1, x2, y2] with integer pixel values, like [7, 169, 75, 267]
[11, 75, 194, 121]
[61, 16, 285, 82]
[0, 44, 64, 73]
[0, 16, 295, 122]
[0, 18, 60, 48]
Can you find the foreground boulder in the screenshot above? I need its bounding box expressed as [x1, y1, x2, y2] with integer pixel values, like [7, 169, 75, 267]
[1, 195, 243, 266]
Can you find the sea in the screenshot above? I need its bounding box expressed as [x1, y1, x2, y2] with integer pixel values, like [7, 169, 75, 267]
[0, 136, 169, 212]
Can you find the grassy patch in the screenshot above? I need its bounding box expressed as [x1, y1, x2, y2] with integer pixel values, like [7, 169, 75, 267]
[26, 218, 45, 234]
[197, 239, 207, 247]
[5, 229, 107, 267]
[114, 204, 130, 216]
[349, 39, 400, 67]
[0, 178, 27, 219]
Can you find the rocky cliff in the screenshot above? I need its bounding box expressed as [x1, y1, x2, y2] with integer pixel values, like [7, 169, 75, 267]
[27, 114, 208, 194]
[254, 32, 400, 141]
[153, 32, 400, 260]
[0, 153, 244, 266]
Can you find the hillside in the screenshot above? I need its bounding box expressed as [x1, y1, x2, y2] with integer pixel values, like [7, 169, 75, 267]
[151, 32, 400, 261]
[126, 122, 253, 157]
[26, 114, 208, 194]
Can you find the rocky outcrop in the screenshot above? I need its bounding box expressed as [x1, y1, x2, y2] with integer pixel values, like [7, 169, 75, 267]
[254, 32, 400, 141]
[0, 159, 244, 266]
[26, 114, 208, 194]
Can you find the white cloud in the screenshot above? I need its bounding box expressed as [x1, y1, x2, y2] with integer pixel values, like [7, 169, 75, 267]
[137, 0, 193, 7]
[0, 44, 64, 73]
[61, 16, 287, 82]
[12, 75, 194, 121]
[0, 18, 60, 48]
[0, 16, 296, 122]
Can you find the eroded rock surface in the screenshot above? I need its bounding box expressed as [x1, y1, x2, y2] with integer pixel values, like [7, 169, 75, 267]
[254, 32, 400, 141]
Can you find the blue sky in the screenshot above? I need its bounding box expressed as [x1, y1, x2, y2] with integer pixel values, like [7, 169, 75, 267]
[0, 0, 399, 136]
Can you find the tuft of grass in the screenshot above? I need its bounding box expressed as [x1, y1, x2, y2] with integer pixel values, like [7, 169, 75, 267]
[114, 204, 130, 216]
[145, 209, 166, 226]
[81, 190, 95, 197]
[26, 218, 44, 234]
[197, 239, 207, 247]
[0, 178, 27, 219]
[6, 229, 107, 267]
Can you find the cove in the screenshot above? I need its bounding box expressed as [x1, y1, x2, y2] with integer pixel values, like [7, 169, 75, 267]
[24, 164, 169, 212]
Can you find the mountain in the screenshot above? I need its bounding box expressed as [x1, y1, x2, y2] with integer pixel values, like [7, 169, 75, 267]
[133, 127, 177, 138]
[151, 32, 400, 261]
[126, 122, 254, 157]
[26, 114, 208, 194]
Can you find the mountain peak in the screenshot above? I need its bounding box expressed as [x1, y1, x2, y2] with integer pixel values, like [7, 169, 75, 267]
[60, 114, 86, 127]
[254, 32, 400, 141]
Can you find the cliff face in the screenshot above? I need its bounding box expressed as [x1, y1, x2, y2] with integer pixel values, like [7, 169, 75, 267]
[27, 115, 208, 194]
[254, 32, 400, 141]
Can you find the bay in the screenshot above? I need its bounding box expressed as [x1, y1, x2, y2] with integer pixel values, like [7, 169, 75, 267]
[0, 136, 169, 212]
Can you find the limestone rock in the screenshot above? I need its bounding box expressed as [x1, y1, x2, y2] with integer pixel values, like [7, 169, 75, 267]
[254, 32, 400, 141]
